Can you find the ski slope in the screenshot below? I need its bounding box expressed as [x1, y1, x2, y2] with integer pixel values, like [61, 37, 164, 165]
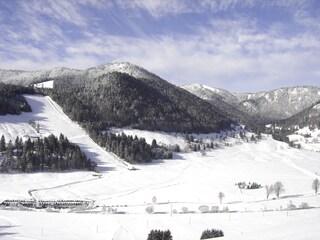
[0, 94, 129, 172]
[1, 95, 320, 239]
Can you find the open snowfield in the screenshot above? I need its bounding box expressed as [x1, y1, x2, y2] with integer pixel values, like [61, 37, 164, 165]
[1, 208, 320, 240]
[1, 95, 320, 239]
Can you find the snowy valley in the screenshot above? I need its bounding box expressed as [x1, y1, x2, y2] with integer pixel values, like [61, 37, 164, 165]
[0, 63, 320, 240]
[0, 93, 320, 240]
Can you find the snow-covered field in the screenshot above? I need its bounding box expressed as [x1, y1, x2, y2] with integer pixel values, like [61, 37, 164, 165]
[1, 208, 320, 240]
[1, 95, 320, 239]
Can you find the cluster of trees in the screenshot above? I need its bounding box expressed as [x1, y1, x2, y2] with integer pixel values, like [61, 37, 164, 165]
[147, 229, 172, 240]
[0, 83, 34, 115]
[86, 125, 172, 163]
[0, 134, 96, 172]
[236, 181, 262, 191]
[200, 229, 224, 239]
[146, 228, 224, 240]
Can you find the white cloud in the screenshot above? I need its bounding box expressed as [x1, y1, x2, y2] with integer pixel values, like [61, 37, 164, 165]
[0, 1, 319, 92]
[1, 12, 320, 92]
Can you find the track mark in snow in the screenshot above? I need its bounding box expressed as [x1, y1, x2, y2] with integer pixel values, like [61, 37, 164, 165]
[28, 177, 101, 200]
[281, 158, 319, 179]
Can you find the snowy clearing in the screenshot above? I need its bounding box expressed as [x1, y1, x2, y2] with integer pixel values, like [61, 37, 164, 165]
[32, 80, 54, 89]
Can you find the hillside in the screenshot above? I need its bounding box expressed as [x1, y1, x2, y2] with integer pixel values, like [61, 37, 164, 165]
[283, 101, 320, 128]
[50, 71, 233, 133]
[240, 86, 320, 120]
[181, 84, 261, 126]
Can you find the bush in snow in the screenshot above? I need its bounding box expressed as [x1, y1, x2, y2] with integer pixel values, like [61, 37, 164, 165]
[211, 206, 219, 213]
[152, 196, 157, 204]
[200, 228, 224, 239]
[147, 229, 173, 240]
[222, 206, 229, 212]
[287, 201, 297, 211]
[198, 205, 210, 213]
[299, 202, 309, 209]
[145, 205, 154, 214]
[108, 207, 117, 214]
[181, 207, 189, 213]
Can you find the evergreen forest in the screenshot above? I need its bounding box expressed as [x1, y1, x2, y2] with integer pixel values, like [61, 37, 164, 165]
[0, 134, 96, 172]
[0, 83, 34, 115]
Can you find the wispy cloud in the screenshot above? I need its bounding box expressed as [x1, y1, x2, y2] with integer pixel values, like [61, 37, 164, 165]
[0, 0, 319, 91]
[115, 0, 194, 18]
[19, 0, 87, 26]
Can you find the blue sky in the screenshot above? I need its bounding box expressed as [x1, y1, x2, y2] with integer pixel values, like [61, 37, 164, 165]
[0, 0, 319, 92]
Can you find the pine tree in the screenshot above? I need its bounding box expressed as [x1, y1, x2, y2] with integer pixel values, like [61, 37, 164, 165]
[0, 135, 6, 152]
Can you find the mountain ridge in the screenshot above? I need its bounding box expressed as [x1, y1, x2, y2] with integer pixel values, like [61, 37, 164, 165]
[1, 62, 319, 130]
[0, 62, 160, 86]
[182, 83, 320, 123]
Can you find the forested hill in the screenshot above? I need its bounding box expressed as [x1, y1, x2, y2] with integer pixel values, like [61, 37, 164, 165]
[49, 71, 233, 133]
[0, 83, 34, 115]
[281, 101, 320, 128]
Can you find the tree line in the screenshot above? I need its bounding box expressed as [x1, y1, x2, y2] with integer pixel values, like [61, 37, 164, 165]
[0, 134, 96, 172]
[87, 124, 172, 163]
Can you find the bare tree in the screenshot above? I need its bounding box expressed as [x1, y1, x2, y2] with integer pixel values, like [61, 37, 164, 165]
[265, 184, 274, 199]
[218, 192, 225, 204]
[312, 179, 320, 194]
[273, 181, 285, 198]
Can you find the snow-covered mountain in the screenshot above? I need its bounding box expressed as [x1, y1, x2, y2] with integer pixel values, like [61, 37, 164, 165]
[284, 101, 320, 127]
[240, 86, 320, 120]
[183, 84, 320, 121]
[181, 84, 257, 125]
[2, 63, 320, 127]
[181, 84, 240, 105]
[0, 62, 159, 86]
